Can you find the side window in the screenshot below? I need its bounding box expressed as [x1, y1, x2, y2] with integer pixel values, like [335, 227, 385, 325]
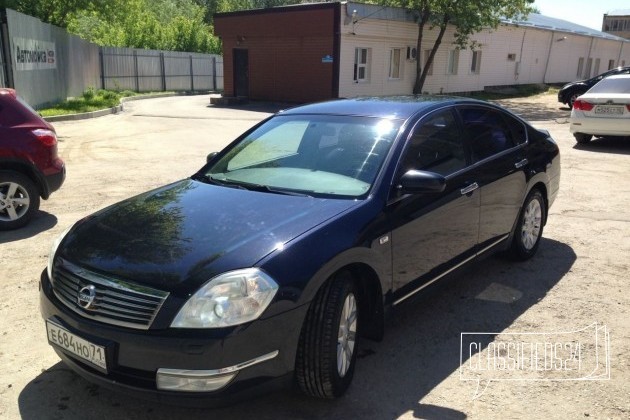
[459, 107, 517, 163]
[401, 109, 467, 176]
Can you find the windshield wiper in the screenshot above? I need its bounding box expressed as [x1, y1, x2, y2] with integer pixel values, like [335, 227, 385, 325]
[195, 174, 311, 197]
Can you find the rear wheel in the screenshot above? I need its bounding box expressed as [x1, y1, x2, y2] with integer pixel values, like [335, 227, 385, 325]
[296, 272, 359, 398]
[508, 189, 545, 261]
[0, 171, 40, 230]
[574, 133, 593, 144]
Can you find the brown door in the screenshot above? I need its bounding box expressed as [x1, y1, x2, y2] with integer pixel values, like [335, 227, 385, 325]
[233, 49, 249, 98]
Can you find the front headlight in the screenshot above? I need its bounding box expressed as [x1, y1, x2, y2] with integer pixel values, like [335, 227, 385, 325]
[171, 268, 279, 328]
[47, 224, 73, 281]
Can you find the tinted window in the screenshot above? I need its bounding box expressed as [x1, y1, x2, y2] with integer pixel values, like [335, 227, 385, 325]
[459, 107, 517, 162]
[401, 109, 466, 176]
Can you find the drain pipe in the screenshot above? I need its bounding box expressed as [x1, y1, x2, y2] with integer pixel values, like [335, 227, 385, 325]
[543, 31, 555, 83]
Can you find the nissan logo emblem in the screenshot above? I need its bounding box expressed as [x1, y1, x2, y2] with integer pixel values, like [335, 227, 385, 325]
[77, 285, 97, 310]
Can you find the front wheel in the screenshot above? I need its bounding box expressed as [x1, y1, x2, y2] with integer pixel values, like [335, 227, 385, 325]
[574, 133, 593, 144]
[296, 272, 359, 398]
[0, 171, 40, 230]
[508, 189, 545, 260]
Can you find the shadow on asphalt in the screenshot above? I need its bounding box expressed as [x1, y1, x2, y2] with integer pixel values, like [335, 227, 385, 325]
[573, 136, 630, 155]
[19, 238, 575, 419]
[0, 211, 57, 244]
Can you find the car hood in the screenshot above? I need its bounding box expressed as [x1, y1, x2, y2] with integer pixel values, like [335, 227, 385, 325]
[57, 179, 359, 293]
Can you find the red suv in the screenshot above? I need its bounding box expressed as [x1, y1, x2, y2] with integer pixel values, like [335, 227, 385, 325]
[0, 88, 65, 230]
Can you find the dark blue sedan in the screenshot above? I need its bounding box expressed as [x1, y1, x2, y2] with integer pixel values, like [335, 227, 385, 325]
[40, 96, 560, 404]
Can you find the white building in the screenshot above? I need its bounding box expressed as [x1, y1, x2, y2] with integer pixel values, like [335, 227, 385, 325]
[339, 2, 630, 97]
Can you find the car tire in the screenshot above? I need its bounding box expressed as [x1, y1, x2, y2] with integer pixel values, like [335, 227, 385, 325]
[296, 271, 359, 399]
[0, 171, 40, 230]
[508, 189, 545, 261]
[574, 133, 593, 144]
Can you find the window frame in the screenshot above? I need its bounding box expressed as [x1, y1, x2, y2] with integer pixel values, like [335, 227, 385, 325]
[388, 48, 402, 80]
[456, 105, 528, 165]
[354, 47, 370, 83]
[447, 50, 459, 75]
[576, 57, 585, 78]
[396, 107, 469, 178]
[470, 50, 482, 74]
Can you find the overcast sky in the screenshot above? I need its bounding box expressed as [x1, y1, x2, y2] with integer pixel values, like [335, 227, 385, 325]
[533, 0, 629, 31]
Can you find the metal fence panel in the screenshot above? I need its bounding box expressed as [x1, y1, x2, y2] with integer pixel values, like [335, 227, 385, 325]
[102, 47, 222, 93]
[5, 9, 100, 108]
[2, 8, 224, 107]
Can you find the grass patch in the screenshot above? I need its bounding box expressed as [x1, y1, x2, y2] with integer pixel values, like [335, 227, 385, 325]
[467, 84, 559, 101]
[39, 89, 140, 117]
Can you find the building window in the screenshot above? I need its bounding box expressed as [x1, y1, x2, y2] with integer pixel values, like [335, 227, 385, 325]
[576, 57, 584, 77]
[389, 48, 402, 79]
[424, 49, 434, 75]
[507, 53, 516, 61]
[584, 58, 592, 78]
[470, 51, 482, 74]
[593, 58, 600, 75]
[354, 48, 370, 82]
[608, 59, 616, 70]
[447, 50, 459, 75]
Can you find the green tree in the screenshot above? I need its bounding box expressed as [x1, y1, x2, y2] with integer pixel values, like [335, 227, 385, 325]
[2, 0, 220, 53]
[379, 0, 535, 94]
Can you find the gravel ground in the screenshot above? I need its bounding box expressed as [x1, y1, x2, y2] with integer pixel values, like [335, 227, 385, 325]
[0, 93, 628, 419]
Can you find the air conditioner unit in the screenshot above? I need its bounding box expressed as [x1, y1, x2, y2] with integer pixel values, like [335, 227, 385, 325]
[406, 46, 417, 61]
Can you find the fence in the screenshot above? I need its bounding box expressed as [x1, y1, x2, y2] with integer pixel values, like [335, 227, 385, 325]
[100, 47, 223, 93]
[0, 8, 223, 108]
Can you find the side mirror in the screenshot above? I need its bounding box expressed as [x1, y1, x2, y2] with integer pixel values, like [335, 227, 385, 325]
[398, 170, 446, 194]
[206, 151, 219, 164]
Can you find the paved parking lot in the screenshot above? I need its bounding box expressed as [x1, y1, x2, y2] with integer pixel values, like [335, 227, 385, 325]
[1, 94, 628, 419]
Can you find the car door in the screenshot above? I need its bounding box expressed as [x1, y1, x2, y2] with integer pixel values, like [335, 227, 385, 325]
[388, 108, 480, 301]
[456, 106, 528, 249]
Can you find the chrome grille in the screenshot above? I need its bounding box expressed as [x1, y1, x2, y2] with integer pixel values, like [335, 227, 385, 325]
[51, 259, 169, 330]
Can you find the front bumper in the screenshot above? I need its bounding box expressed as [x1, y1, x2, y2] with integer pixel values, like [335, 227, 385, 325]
[39, 270, 307, 406]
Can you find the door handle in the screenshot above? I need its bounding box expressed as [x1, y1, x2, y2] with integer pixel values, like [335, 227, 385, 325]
[460, 182, 479, 195]
[515, 158, 528, 169]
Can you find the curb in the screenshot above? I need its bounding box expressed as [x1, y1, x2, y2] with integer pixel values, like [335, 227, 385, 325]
[43, 91, 214, 123]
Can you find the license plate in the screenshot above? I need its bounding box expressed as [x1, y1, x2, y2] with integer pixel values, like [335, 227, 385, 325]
[594, 105, 624, 115]
[46, 320, 107, 372]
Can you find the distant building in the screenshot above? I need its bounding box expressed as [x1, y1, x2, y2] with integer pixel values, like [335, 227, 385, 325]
[214, 1, 630, 103]
[603, 10, 630, 40]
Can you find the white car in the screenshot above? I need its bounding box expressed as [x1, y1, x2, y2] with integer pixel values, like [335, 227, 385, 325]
[569, 74, 630, 144]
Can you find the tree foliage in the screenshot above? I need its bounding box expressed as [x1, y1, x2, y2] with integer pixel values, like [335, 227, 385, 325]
[2, 0, 221, 53]
[378, 0, 535, 94]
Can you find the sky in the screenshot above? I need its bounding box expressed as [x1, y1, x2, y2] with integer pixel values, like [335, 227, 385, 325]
[533, 0, 629, 31]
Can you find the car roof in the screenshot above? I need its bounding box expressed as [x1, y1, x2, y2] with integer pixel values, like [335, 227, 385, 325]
[278, 96, 490, 120]
[604, 74, 630, 80]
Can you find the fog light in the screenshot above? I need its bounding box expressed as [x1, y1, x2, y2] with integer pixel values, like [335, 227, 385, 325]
[156, 369, 236, 392]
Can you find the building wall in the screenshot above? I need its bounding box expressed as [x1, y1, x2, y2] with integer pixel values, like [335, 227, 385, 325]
[214, 4, 338, 103]
[338, 4, 630, 98]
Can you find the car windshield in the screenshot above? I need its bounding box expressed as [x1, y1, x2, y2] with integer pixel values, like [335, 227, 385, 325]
[588, 77, 630, 94]
[205, 114, 401, 198]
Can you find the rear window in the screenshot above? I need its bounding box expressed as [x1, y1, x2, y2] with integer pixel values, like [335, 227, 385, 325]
[588, 77, 630, 94]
